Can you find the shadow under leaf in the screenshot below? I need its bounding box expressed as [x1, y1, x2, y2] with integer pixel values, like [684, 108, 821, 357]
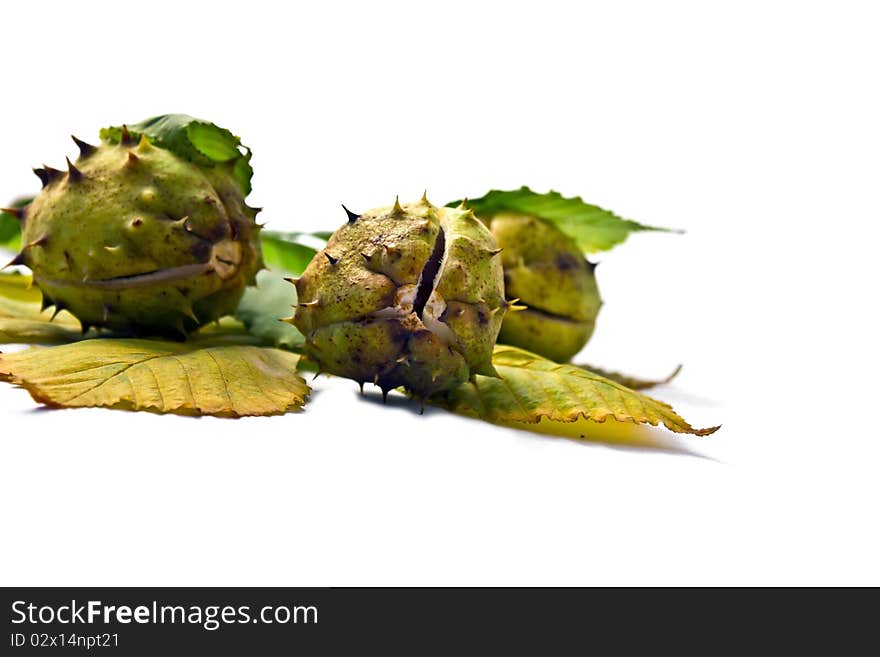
[355, 385, 714, 458]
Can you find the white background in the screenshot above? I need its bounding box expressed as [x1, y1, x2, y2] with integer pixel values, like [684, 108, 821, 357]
[1, 1, 878, 585]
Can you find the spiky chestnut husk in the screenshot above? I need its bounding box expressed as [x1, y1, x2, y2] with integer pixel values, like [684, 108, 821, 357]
[488, 213, 602, 362]
[14, 134, 262, 336]
[292, 196, 507, 399]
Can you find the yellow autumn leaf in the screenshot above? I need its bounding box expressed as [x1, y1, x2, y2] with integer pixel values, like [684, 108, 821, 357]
[0, 304, 81, 343]
[0, 272, 39, 303]
[0, 272, 87, 343]
[435, 345, 719, 436]
[0, 339, 309, 417]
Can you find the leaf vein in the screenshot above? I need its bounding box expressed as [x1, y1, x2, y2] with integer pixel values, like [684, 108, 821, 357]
[64, 353, 166, 404]
[206, 349, 234, 412]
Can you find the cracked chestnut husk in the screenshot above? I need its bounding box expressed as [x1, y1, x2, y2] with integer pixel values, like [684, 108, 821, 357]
[291, 196, 509, 399]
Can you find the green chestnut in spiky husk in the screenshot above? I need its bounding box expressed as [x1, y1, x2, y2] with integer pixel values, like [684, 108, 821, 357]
[292, 196, 508, 399]
[487, 213, 602, 362]
[11, 119, 263, 336]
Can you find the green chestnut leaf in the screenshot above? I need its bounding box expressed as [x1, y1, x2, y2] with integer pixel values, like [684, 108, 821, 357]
[260, 231, 326, 275]
[100, 114, 254, 196]
[0, 197, 33, 252]
[451, 186, 677, 253]
[235, 270, 304, 350]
